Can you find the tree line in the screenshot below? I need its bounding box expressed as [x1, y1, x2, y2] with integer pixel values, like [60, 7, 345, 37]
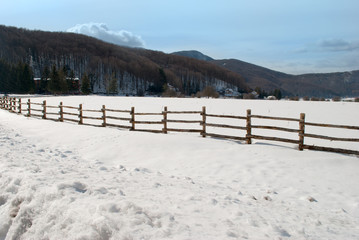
[0, 59, 85, 94]
[0, 60, 34, 94]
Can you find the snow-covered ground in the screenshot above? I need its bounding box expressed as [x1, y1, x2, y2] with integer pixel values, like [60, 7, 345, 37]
[1, 96, 359, 239]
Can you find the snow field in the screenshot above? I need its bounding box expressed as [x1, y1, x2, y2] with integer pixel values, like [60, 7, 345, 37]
[0, 96, 359, 239]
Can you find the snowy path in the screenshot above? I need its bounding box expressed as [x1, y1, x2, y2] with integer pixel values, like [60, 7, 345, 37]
[1, 99, 359, 239]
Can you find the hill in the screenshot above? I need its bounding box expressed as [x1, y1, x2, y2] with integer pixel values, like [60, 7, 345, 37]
[213, 59, 359, 97]
[172, 50, 214, 61]
[0, 25, 249, 95]
[172, 50, 359, 97]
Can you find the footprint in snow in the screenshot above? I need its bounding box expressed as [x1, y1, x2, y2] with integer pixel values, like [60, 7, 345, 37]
[153, 183, 162, 188]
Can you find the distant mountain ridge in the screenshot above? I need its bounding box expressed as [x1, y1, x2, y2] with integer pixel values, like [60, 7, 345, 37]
[172, 50, 214, 61]
[172, 50, 359, 97]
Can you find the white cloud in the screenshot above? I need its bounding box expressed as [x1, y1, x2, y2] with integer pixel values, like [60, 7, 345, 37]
[67, 23, 145, 48]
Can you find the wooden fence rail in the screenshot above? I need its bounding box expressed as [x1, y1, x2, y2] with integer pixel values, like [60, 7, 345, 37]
[1, 96, 358, 156]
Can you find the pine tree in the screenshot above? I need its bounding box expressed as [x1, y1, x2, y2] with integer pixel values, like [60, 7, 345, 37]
[58, 68, 68, 93]
[19, 63, 34, 93]
[108, 73, 118, 95]
[272, 89, 282, 100]
[40, 66, 50, 93]
[81, 73, 91, 95]
[48, 65, 60, 93]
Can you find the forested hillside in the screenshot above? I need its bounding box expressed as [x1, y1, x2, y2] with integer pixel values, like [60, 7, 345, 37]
[0, 25, 249, 95]
[173, 50, 359, 98]
[213, 59, 359, 97]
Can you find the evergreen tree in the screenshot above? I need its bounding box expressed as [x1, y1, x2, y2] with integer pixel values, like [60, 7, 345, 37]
[48, 65, 61, 94]
[0, 60, 12, 93]
[81, 73, 91, 95]
[67, 70, 77, 92]
[148, 68, 167, 94]
[18, 63, 34, 93]
[272, 89, 282, 100]
[108, 73, 118, 94]
[58, 67, 68, 93]
[40, 66, 50, 93]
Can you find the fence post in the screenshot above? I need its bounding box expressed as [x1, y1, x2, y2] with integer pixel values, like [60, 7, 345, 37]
[10, 98, 14, 111]
[130, 107, 135, 130]
[59, 102, 64, 122]
[9, 97, 12, 111]
[27, 99, 31, 117]
[2, 96, 5, 109]
[18, 98, 22, 114]
[78, 104, 83, 125]
[12, 98, 16, 112]
[162, 106, 168, 134]
[8, 97, 12, 111]
[102, 105, 106, 127]
[6, 97, 9, 110]
[299, 113, 305, 151]
[246, 109, 252, 144]
[42, 100, 47, 119]
[202, 106, 206, 137]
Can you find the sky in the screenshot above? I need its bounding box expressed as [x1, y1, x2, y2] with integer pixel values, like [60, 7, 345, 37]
[0, 0, 358, 74]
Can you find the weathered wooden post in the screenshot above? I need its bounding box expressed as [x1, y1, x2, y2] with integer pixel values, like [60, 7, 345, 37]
[162, 106, 168, 134]
[42, 100, 47, 119]
[299, 113, 305, 151]
[130, 107, 135, 130]
[102, 105, 106, 127]
[12, 98, 16, 112]
[8, 97, 12, 111]
[202, 106, 206, 137]
[7, 97, 11, 111]
[27, 99, 31, 117]
[2, 96, 5, 109]
[59, 102, 64, 122]
[5, 97, 9, 110]
[78, 104, 83, 125]
[3, 97, 6, 109]
[18, 98, 22, 113]
[10, 98, 14, 111]
[14, 98, 17, 112]
[246, 109, 252, 144]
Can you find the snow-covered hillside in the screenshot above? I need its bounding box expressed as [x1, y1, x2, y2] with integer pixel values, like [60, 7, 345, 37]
[1, 96, 359, 239]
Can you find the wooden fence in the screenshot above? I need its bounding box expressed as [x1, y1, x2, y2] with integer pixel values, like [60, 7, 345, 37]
[1, 96, 358, 155]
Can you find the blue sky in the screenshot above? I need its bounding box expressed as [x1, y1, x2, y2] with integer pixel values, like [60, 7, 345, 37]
[1, 0, 358, 74]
